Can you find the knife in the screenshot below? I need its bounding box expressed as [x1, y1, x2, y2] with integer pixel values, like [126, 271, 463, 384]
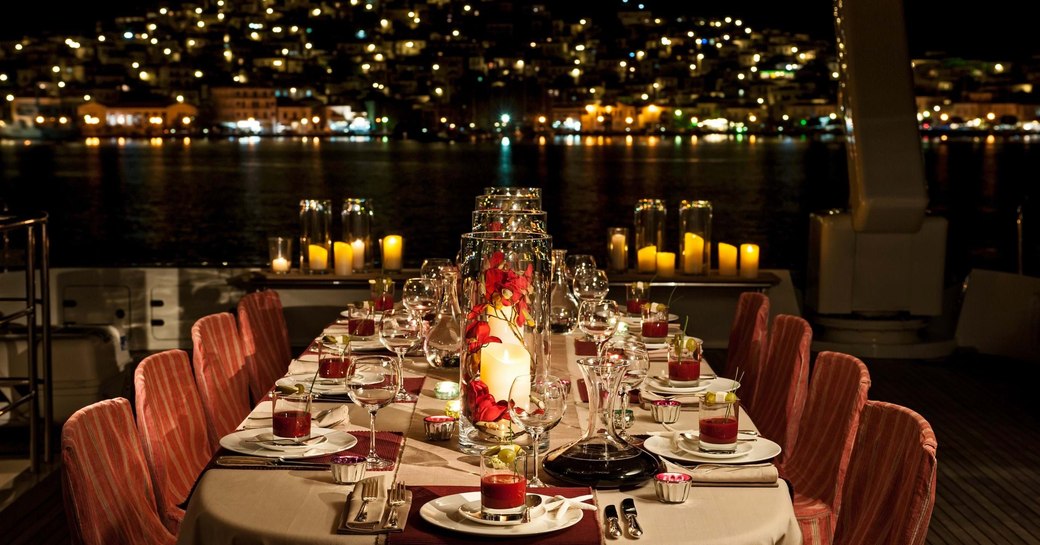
[620, 498, 643, 538]
[604, 505, 623, 538]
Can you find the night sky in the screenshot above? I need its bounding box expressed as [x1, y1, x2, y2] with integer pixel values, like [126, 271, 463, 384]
[0, 0, 1034, 59]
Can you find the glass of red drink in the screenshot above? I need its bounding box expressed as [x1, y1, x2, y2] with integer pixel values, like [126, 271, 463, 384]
[640, 302, 670, 339]
[479, 445, 528, 518]
[318, 340, 350, 381]
[625, 282, 650, 314]
[667, 337, 702, 386]
[272, 392, 313, 439]
[698, 395, 739, 453]
[346, 304, 376, 338]
[369, 276, 395, 311]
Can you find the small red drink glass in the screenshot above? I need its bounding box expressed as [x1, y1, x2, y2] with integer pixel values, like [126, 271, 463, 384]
[626, 282, 650, 314]
[698, 396, 739, 453]
[480, 445, 528, 518]
[272, 392, 313, 439]
[641, 302, 670, 339]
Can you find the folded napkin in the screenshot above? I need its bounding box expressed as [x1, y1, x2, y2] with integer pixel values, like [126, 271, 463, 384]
[315, 405, 350, 427]
[543, 494, 597, 521]
[686, 463, 779, 487]
[339, 476, 413, 534]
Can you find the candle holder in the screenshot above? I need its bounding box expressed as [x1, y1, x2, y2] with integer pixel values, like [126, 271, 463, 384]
[434, 381, 460, 400]
[606, 227, 629, 273]
[268, 236, 292, 274]
[633, 198, 666, 268]
[679, 200, 712, 275]
[472, 210, 547, 233]
[342, 198, 373, 272]
[482, 187, 543, 210]
[300, 199, 331, 274]
[381, 235, 404, 273]
[474, 194, 541, 212]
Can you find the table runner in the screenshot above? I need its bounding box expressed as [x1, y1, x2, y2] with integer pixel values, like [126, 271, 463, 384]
[388, 485, 600, 545]
[206, 431, 405, 471]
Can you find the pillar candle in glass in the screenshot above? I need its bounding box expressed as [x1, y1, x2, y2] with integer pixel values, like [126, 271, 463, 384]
[268, 236, 292, 274]
[637, 245, 657, 273]
[299, 199, 331, 274]
[679, 200, 712, 275]
[717, 243, 738, 276]
[656, 252, 676, 277]
[606, 227, 629, 273]
[342, 198, 373, 271]
[740, 244, 760, 278]
[633, 198, 666, 261]
[381, 235, 403, 272]
[333, 241, 353, 275]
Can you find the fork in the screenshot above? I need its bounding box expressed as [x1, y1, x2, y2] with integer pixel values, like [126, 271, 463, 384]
[384, 482, 407, 529]
[353, 480, 381, 523]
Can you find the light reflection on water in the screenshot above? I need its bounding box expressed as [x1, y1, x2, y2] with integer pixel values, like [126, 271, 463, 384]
[0, 135, 1033, 281]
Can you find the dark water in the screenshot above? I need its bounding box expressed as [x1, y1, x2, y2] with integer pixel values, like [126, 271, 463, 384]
[0, 135, 1036, 284]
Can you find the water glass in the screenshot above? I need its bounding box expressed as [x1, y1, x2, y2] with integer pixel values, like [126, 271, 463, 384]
[572, 268, 609, 302]
[699, 396, 740, 453]
[272, 392, 313, 439]
[268, 236, 292, 274]
[480, 445, 528, 517]
[346, 355, 399, 469]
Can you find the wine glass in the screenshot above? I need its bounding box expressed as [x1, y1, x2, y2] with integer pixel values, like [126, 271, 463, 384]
[421, 258, 453, 279]
[508, 374, 567, 488]
[578, 300, 620, 354]
[379, 309, 422, 402]
[346, 355, 400, 469]
[565, 254, 596, 282]
[402, 277, 439, 322]
[601, 338, 649, 441]
[572, 268, 610, 302]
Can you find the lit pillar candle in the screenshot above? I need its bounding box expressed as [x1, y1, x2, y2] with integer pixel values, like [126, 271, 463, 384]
[656, 252, 676, 277]
[683, 232, 705, 274]
[479, 343, 531, 405]
[637, 245, 657, 273]
[382, 235, 403, 271]
[308, 244, 328, 271]
[486, 306, 524, 346]
[351, 239, 365, 271]
[718, 243, 737, 276]
[271, 256, 290, 273]
[609, 233, 627, 272]
[333, 241, 353, 275]
[740, 243, 760, 278]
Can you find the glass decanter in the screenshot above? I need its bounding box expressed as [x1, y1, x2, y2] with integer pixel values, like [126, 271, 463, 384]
[424, 267, 462, 368]
[549, 249, 579, 334]
[542, 357, 663, 488]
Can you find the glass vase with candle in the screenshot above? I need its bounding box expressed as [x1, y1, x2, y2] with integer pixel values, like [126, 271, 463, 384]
[606, 227, 629, 273]
[342, 198, 373, 272]
[471, 210, 548, 233]
[268, 236, 292, 274]
[483, 186, 543, 208]
[474, 194, 541, 212]
[679, 200, 712, 275]
[458, 231, 552, 454]
[633, 199, 666, 270]
[300, 199, 331, 274]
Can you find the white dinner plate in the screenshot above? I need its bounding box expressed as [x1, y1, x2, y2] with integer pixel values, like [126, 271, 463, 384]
[247, 431, 329, 452]
[620, 313, 679, 325]
[319, 331, 385, 351]
[456, 494, 549, 526]
[643, 434, 782, 464]
[420, 492, 584, 536]
[644, 376, 740, 395]
[219, 427, 357, 459]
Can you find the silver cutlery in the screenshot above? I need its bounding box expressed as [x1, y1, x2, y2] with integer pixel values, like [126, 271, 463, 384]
[353, 479, 380, 523]
[215, 456, 330, 468]
[620, 498, 643, 538]
[384, 482, 407, 529]
[604, 504, 622, 538]
[243, 434, 327, 447]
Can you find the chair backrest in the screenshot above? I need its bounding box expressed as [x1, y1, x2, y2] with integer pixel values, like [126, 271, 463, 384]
[783, 351, 871, 519]
[724, 292, 770, 403]
[747, 314, 811, 458]
[833, 400, 938, 545]
[61, 398, 176, 545]
[134, 349, 215, 533]
[237, 290, 292, 403]
[191, 312, 251, 446]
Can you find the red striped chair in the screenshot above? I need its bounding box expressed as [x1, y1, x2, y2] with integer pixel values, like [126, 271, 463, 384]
[134, 349, 215, 533]
[833, 400, 938, 545]
[746, 314, 811, 461]
[61, 398, 176, 545]
[780, 351, 871, 545]
[192, 312, 252, 446]
[723, 291, 769, 407]
[237, 290, 292, 403]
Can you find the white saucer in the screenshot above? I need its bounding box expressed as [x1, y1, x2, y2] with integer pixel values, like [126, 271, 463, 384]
[249, 431, 329, 452]
[420, 492, 583, 536]
[220, 427, 358, 459]
[673, 435, 754, 459]
[456, 494, 548, 526]
[643, 434, 782, 464]
[644, 377, 740, 395]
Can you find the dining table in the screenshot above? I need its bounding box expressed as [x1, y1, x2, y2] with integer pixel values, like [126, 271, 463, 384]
[176, 329, 802, 545]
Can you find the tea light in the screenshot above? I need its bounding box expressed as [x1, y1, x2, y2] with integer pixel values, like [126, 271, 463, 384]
[381, 235, 403, 271]
[637, 245, 657, 273]
[333, 241, 353, 276]
[654, 472, 692, 503]
[434, 381, 460, 400]
[351, 239, 365, 271]
[612, 409, 634, 430]
[656, 252, 676, 277]
[740, 243, 760, 278]
[445, 399, 462, 419]
[308, 244, 329, 271]
[271, 256, 290, 273]
[650, 399, 681, 424]
[330, 455, 367, 484]
[682, 232, 705, 274]
[717, 243, 737, 276]
[423, 415, 457, 441]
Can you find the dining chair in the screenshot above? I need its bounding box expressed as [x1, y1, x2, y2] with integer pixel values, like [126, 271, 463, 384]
[833, 400, 938, 545]
[61, 398, 177, 545]
[134, 349, 215, 533]
[237, 290, 292, 403]
[722, 291, 769, 406]
[746, 314, 811, 460]
[780, 351, 871, 545]
[192, 312, 252, 446]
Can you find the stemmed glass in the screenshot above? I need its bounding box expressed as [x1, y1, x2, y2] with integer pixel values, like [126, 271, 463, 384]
[421, 258, 453, 279]
[346, 355, 400, 469]
[379, 309, 422, 402]
[402, 277, 439, 322]
[573, 268, 610, 302]
[578, 300, 620, 355]
[508, 374, 567, 488]
[601, 338, 649, 441]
